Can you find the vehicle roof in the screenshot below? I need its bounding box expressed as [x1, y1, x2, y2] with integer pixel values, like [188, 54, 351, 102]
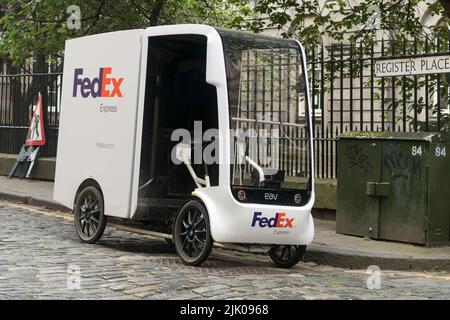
[66, 24, 301, 49]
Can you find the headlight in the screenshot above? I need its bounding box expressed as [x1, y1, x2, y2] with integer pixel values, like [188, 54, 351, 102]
[237, 190, 247, 201]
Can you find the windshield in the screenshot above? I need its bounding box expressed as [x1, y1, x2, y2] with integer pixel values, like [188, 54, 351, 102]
[218, 29, 312, 206]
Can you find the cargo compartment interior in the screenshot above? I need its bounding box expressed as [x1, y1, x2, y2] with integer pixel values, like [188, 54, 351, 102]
[138, 34, 219, 212]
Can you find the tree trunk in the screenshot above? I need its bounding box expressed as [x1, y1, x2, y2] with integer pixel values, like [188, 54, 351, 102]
[149, 0, 165, 26]
[440, 0, 450, 18]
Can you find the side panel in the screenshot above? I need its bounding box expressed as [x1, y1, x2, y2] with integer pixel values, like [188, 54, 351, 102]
[194, 186, 314, 245]
[336, 138, 382, 238]
[379, 141, 427, 244]
[54, 30, 143, 218]
[427, 141, 450, 246]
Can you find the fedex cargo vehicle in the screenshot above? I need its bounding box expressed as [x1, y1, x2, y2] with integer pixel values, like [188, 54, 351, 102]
[54, 25, 315, 267]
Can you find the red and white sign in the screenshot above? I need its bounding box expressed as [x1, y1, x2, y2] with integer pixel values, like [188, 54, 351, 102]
[25, 93, 46, 147]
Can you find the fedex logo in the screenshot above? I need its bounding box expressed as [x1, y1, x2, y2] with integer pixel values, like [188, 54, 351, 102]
[73, 67, 124, 98]
[251, 212, 294, 228]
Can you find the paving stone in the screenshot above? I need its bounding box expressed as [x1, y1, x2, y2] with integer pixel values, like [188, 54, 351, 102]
[192, 285, 230, 294]
[124, 284, 161, 295]
[0, 201, 449, 300]
[108, 283, 134, 291]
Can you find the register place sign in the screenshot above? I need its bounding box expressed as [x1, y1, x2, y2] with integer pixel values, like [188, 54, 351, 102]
[375, 55, 450, 77]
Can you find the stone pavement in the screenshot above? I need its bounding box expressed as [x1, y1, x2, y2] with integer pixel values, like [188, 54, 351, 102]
[0, 201, 449, 300]
[1, 175, 450, 271]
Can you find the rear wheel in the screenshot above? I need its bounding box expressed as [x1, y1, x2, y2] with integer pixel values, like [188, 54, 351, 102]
[173, 200, 213, 266]
[74, 186, 107, 244]
[269, 245, 306, 268]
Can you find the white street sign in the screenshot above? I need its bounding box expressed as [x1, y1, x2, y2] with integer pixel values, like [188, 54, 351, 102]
[375, 55, 450, 77]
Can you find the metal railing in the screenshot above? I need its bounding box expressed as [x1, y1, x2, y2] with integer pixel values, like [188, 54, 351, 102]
[308, 36, 450, 179]
[0, 35, 449, 177]
[0, 69, 62, 157]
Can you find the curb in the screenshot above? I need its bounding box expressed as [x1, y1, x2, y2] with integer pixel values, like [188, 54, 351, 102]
[305, 244, 450, 271]
[0, 190, 70, 213]
[1, 190, 450, 271]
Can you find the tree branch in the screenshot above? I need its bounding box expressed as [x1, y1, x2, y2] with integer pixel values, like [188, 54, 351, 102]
[84, 0, 107, 35]
[440, 0, 450, 17]
[149, 0, 166, 26]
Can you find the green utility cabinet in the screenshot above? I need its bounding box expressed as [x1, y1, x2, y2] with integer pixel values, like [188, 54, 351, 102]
[337, 131, 450, 246]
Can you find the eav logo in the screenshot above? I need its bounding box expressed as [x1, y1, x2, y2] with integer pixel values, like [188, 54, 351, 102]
[73, 67, 124, 98]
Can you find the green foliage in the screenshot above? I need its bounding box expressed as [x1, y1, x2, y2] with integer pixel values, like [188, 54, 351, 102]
[0, 0, 235, 66]
[229, 0, 449, 46]
[227, 1, 450, 132]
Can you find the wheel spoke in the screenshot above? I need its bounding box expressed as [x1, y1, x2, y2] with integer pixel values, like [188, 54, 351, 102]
[192, 240, 199, 255]
[191, 213, 199, 227]
[193, 209, 200, 222]
[182, 220, 189, 229]
[187, 210, 192, 225]
[90, 223, 97, 235]
[194, 235, 205, 247]
[91, 199, 99, 209]
[86, 222, 91, 237]
[187, 241, 192, 257]
[81, 221, 87, 233]
[90, 217, 100, 224]
[182, 236, 189, 249]
[192, 214, 204, 229]
[281, 246, 287, 260]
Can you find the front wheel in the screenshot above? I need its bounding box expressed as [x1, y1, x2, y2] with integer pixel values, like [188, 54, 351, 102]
[173, 200, 213, 266]
[269, 245, 306, 268]
[74, 186, 107, 244]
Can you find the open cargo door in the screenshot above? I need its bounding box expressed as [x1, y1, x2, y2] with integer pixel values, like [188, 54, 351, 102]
[54, 30, 143, 218]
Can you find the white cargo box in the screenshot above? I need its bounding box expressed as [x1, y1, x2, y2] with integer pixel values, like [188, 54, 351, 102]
[54, 29, 144, 218]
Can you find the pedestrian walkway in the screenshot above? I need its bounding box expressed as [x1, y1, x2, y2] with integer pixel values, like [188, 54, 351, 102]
[1, 175, 449, 271]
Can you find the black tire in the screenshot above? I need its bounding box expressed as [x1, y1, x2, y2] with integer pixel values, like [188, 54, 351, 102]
[173, 200, 213, 266]
[74, 186, 107, 244]
[268, 245, 306, 268]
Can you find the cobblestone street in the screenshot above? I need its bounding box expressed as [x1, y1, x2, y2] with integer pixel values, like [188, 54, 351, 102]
[0, 201, 449, 300]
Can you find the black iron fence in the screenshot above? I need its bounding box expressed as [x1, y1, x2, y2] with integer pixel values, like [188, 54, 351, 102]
[308, 36, 450, 179]
[0, 63, 62, 157]
[1, 35, 449, 179]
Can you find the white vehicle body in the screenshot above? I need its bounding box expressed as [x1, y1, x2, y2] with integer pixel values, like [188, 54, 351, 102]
[54, 24, 314, 246]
